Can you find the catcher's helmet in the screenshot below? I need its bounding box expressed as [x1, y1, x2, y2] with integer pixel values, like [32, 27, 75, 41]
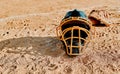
[56, 9, 92, 56]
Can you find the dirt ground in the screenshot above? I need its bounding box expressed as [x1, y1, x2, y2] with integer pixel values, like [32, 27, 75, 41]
[0, 0, 120, 74]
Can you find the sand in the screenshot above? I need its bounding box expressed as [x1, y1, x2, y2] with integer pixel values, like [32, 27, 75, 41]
[0, 0, 120, 74]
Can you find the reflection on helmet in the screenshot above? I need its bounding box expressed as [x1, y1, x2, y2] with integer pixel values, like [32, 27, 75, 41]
[56, 9, 92, 56]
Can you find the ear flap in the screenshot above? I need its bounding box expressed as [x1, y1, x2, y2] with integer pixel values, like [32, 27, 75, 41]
[88, 10, 111, 27]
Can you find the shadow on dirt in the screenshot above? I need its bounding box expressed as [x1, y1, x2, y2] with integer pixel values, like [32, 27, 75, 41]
[0, 36, 65, 57]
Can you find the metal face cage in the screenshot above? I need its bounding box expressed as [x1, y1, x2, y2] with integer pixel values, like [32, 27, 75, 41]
[56, 17, 92, 55]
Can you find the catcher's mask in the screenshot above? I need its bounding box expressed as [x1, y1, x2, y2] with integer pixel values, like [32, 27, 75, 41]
[56, 9, 92, 56]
